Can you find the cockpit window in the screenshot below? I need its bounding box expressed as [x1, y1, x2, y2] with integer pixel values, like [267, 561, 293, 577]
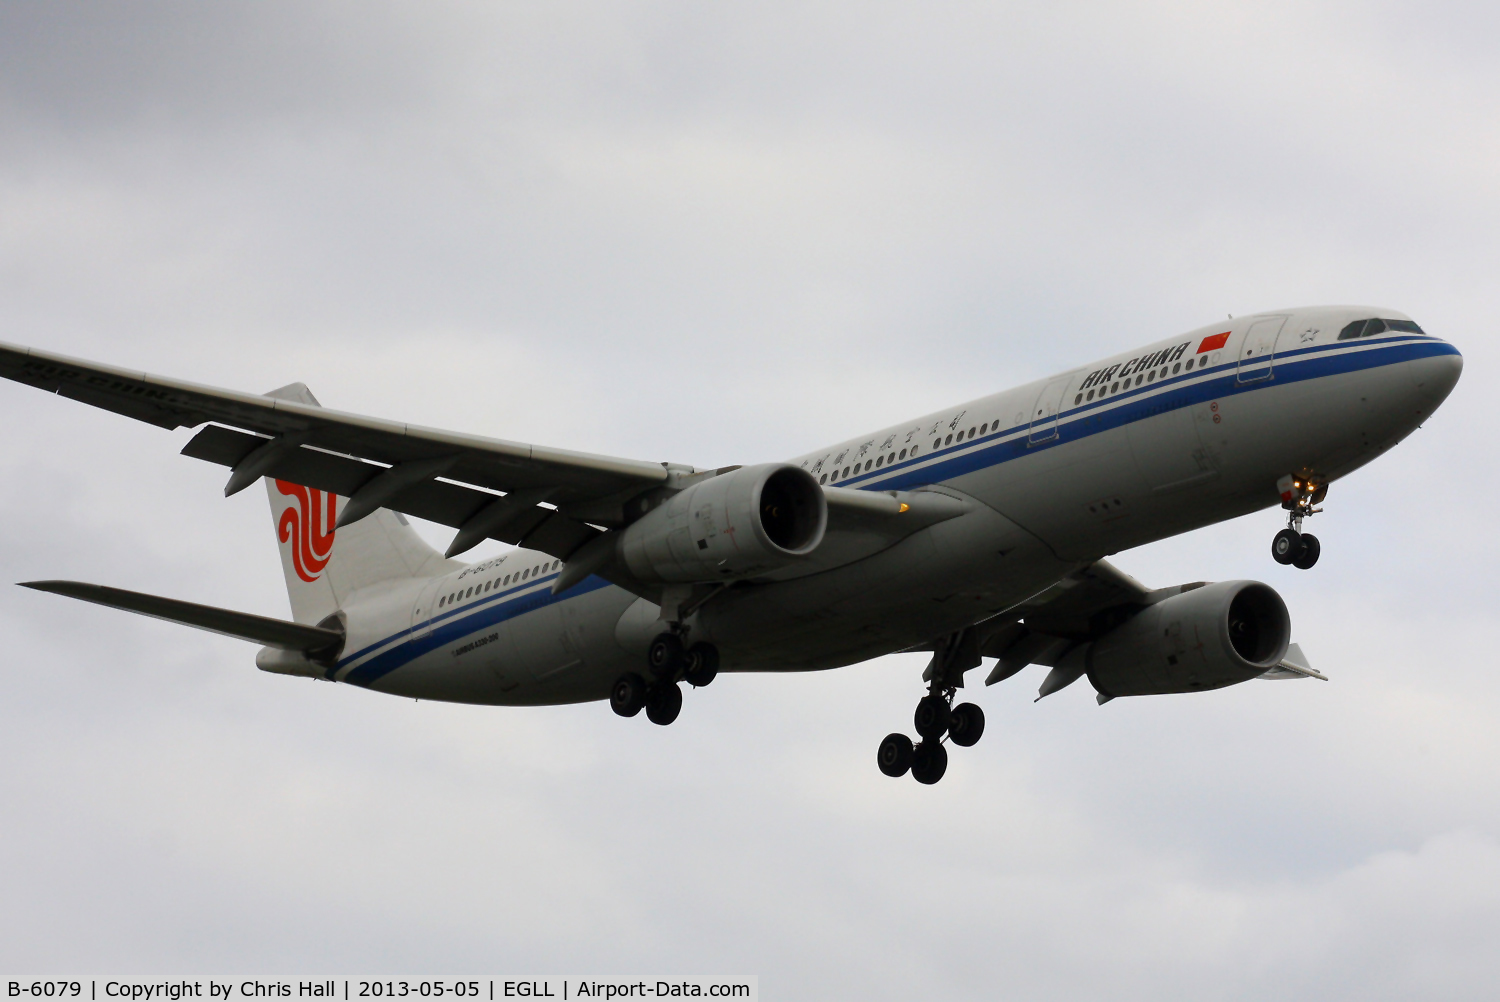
[1338, 317, 1424, 340]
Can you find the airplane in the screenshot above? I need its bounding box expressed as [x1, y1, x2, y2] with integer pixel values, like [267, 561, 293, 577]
[0, 306, 1461, 785]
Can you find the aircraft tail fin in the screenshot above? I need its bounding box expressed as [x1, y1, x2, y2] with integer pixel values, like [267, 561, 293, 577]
[262, 383, 459, 624]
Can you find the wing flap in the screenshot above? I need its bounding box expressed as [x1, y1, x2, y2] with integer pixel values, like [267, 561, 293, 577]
[20, 580, 344, 656]
[181, 424, 606, 560]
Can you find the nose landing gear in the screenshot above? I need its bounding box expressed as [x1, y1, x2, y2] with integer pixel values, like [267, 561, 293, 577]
[1271, 475, 1325, 570]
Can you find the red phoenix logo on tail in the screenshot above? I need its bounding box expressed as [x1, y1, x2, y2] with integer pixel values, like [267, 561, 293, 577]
[276, 480, 337, 582]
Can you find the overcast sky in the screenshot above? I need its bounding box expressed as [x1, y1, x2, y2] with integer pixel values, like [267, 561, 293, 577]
[2, 2, 1498, 998]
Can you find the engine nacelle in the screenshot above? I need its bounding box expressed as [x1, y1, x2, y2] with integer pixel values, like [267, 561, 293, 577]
[1086, 580, 1290, 697]
[619, 463, 827, 584]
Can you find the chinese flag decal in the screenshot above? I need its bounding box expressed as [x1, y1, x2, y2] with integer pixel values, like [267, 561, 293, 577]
[1197, 331, 1231, 354]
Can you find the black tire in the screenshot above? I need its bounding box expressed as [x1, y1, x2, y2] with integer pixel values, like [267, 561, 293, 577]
[948, 702, 986, 747]
[647, 633, 687, 680]
[645, 682, 683, 726]
[610, 672, 647, 717]
[1271, 528, 1303, 565]
[914, 694, 952, 739]
[910, 740, 948, 785]
[1293, 533, 1321, 570]
[684, 642, 720, 687]
[877, 733, 914, 778]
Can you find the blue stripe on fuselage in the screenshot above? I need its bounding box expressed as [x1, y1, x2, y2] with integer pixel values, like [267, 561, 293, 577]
[843, 336, 1457, 491]
[338, 573, 612, 687]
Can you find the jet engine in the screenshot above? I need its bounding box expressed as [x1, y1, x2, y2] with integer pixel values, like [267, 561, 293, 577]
[1086, 580, 1290, 698]
[618, 463, 827, 583]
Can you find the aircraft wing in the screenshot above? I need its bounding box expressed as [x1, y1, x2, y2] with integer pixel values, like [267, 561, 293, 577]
[0, 341, 674, 561]
[973, 560, 1173, 685]
[970, 561, 1325, 690]
[0, 341, 974, 585]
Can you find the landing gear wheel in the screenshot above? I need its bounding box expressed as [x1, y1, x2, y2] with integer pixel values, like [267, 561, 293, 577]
[877, 733, 914, 778]
[645, 682, 683, 725]
[1271, 528, 1303, 565]
[910, 740, 948, 785]
[948, 702, 986, 747]
[914, 694, 952, 739]
[1293, 533, 1321, 570]
[684, 642, 720, 687]
[647, 633, 687, 680]
[610, 673, 647, 717]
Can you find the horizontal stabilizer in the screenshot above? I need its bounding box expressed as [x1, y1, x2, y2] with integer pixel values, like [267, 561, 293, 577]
[19, 580, 344, 657]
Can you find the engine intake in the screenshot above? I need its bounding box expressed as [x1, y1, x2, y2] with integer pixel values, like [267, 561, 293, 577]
[619, 463, 827, 584]
[1086, 580, 1291, 698]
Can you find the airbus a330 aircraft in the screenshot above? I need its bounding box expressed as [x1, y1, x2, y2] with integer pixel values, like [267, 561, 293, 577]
[1, 306, 1461, 784]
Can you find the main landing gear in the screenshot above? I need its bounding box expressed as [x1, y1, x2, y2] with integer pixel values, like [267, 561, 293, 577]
[877, 694, 985, 785]
[610, 632, 719, 727]
[1270, 475, 1326, 570]
[878, 630, 987, 785]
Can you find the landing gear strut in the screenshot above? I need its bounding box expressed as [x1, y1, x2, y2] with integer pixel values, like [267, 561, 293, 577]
[876, 629, 985, 785]
[613, 631, 718, 727]
[1271, 475, 1325, 570]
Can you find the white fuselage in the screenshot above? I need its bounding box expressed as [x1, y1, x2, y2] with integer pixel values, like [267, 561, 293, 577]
[313, 306, 1462, 706]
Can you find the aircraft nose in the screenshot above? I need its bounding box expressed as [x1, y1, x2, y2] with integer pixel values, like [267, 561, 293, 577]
[1410, 342, 1463, 412]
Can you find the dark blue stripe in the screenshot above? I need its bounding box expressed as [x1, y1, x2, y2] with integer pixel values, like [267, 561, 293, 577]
[338, 574, 612, 687]
[846, 337, 1456, 491]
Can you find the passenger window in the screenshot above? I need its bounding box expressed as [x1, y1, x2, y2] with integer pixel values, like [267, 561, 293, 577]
[439, 596, 445, 607]
[504, 575, 511, 585]
[819, 474, 827, 484]
[1135, 375, 1144, 386]
[1111, 381, 1119, 392]
[933, 438, 941, 449]
[899, 449, 907, 459]
[865, 460, 873, 471]
[968, 427, 976, 438]
[1147, 371, 1156, 382]
[1199, 356, 1208, 368]
[980, 423, 988, 434]
[945, 434, 952, 445]
[875, 456, 884, 467]
[1173, 362, 1181, 373]
[843, 466, 850, 477]
[911, 446, 919, 456]
[1085, 389, 1094, 401]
